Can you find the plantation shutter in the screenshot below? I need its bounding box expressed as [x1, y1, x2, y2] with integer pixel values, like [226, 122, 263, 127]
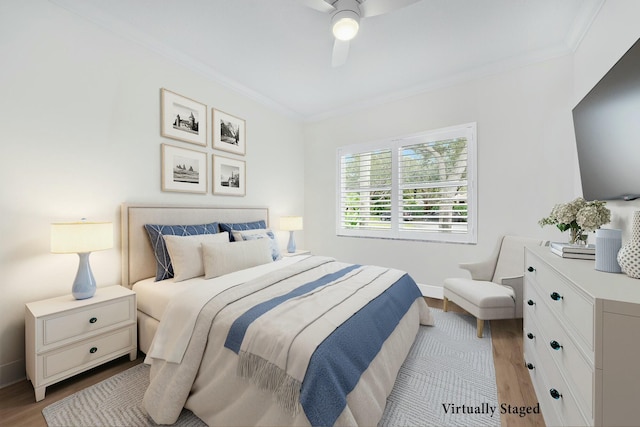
[398, 137, 469, 235]
[338, 148, 393, 232]
[336, 123, 476, 243]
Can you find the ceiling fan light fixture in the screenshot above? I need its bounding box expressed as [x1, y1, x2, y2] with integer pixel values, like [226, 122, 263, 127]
[332, 9, 360, 41]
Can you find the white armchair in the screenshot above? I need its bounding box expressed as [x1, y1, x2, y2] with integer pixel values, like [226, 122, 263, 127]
[443, 235, 546, 337]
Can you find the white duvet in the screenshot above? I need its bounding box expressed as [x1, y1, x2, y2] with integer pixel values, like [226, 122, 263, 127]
[142, 256, 433, 426]
[143, 255, 308, 364]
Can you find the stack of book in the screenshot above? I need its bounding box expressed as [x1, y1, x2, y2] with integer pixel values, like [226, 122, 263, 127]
[550, 242, 595, 260]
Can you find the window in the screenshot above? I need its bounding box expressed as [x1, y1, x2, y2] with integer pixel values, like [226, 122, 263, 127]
[337, 123, 477, 243]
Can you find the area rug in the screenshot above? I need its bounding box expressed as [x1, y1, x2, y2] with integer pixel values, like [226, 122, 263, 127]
[43, 308, 499, 427]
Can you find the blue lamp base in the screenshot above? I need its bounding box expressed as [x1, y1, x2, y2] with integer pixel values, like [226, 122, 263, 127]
[287, 231, 297, 253]
[72, 252, 97, 300]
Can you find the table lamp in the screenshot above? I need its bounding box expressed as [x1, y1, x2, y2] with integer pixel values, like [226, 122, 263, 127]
[280, 216, 303, 253]
[51, 220, 113, 300]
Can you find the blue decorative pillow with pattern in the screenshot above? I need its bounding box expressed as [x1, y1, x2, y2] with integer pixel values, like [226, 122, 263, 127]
[239, 230, 282, 261]
[218, 220, 267, 241]
[144, 222, 219, 281]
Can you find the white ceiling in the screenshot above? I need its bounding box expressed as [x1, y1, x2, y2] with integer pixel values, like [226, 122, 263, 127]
[51, 0, 604, 121]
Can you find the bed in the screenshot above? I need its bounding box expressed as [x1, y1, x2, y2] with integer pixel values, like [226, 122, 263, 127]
[121, 203, 434, 426]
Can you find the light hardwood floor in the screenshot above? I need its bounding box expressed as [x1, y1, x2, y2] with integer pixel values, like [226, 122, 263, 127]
[0, 298, 544, 427]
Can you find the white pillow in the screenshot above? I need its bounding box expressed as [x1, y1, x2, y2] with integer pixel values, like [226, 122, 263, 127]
[202, 238, 272, 279]
[231, 228, 282, 261]
[163, 232, 230, 282]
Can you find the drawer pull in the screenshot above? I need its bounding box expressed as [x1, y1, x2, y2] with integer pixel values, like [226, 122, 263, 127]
[526, 362, 535, 370]
[527, 266, 535, 272]
[527, 299, 536, 306]
[549, 388, 562, 400]
[550, 340, 563, 350]
[550, 292, 563, 301]
[527, 332, 535, 340]
[89, 347, 98, 354]
[89, 317, 98, 324]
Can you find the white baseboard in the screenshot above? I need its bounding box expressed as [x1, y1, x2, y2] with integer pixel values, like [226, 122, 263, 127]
[417, 283, 443, 299]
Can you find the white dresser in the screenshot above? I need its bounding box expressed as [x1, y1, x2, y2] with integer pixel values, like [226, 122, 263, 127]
[524, 245, 640, 426]
[25, 285, 137, 401]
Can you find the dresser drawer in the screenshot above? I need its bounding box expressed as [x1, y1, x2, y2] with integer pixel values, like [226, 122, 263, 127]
[41, 326, 135, 380]
[524, 341, 559, 426]
[524, 316, 589, 426]
[525, 251, 594, 350]
[524, 285, 594, 418]
[41, 296, 135, 349]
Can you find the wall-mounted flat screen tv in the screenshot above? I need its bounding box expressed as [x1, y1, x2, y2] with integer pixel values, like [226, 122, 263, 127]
[572, 37, 640, 201]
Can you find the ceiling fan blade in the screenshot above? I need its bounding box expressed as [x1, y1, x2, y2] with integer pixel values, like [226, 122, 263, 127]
[331, 39, 350, 67]
[299, 0, 335, 13]
[360, 0, 421, 17]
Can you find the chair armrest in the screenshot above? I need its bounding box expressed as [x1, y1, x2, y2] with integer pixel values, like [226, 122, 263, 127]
[500, 275, 524, 318]
[459, 236, 504, 281]
[459, 260, 496, 281]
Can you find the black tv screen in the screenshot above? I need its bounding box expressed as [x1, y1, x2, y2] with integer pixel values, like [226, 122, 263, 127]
[572, 37, 640, 201]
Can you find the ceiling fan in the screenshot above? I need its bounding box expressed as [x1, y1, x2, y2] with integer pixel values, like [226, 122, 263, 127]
[301, 0, 421, 67]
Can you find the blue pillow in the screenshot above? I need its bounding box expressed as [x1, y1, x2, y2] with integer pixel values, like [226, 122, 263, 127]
[237, 230, 282, 261]
[218, 220, 267, 241]
[144, 222, 219, 281]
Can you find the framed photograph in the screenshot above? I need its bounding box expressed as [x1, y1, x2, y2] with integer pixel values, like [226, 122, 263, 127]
[212, 109, 246, 155]
[161, 88, 207, 146]
[213, 154, 246, 196]
[161, 144, 208, 194]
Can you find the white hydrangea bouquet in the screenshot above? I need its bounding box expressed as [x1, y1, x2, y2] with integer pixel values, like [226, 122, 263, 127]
[539, 197, 611, 245]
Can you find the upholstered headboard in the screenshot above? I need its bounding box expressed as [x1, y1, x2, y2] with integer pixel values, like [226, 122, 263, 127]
[121, 203, 269, 287]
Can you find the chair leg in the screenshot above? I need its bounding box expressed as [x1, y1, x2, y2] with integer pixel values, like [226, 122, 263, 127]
[477, 319, 484, 338]
[443, 296, 449, 312]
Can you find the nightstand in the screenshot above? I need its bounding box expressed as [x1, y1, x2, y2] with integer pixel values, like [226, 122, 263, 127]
[282, 250, 311, 257]
[25, 285, 137, 402]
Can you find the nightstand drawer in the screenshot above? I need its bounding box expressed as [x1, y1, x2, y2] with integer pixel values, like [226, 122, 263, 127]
[42, 326, 135, 380]
[42, 297, 134, 348]
[26, 286, 137, 401]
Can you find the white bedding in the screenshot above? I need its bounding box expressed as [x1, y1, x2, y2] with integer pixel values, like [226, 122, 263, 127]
[133, 255, 308, 322]
[140, 256, 433, 426]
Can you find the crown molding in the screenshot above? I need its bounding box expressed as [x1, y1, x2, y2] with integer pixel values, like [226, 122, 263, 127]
[49, 0, 605, 124]
[48, 0, 302, 121]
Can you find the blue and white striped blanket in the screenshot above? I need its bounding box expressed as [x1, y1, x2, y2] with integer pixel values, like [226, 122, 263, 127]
[144, 256, 433, 426]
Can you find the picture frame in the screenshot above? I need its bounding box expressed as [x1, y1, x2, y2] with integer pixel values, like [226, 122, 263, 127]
[161, 88, 207, 146]
[213, 154, 246, 196]
[161, 144, 208, 194]
[212, 109, 246, 155]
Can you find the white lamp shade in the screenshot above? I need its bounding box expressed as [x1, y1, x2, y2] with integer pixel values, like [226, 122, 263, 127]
[280, 216, 303, 231]
[51, 222, 113, 254]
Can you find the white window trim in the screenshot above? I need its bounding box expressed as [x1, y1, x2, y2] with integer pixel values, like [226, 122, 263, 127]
[336, 122, 477, 244]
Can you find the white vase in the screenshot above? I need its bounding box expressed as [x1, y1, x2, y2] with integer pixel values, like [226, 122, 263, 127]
[617, 211, 640, 279]
[596, 229, 622, 273]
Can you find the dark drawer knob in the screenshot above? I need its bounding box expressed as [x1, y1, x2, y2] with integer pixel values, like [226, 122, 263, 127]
[89, 347, 98, 354]
[527, 332, 535, 340]
[550, 292, 563, 301]
[89, 317, 98, 324]
[550, 340, 563, 350]
[549, 388, 562, 400]
[526, 362, 535, 370]
[527, 299, 536, 306]
[527, 266, 535, 272]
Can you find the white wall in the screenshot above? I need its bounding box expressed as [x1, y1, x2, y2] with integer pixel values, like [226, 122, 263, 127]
[0, 1, 304, 387]
[304, 55, 577, 288]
